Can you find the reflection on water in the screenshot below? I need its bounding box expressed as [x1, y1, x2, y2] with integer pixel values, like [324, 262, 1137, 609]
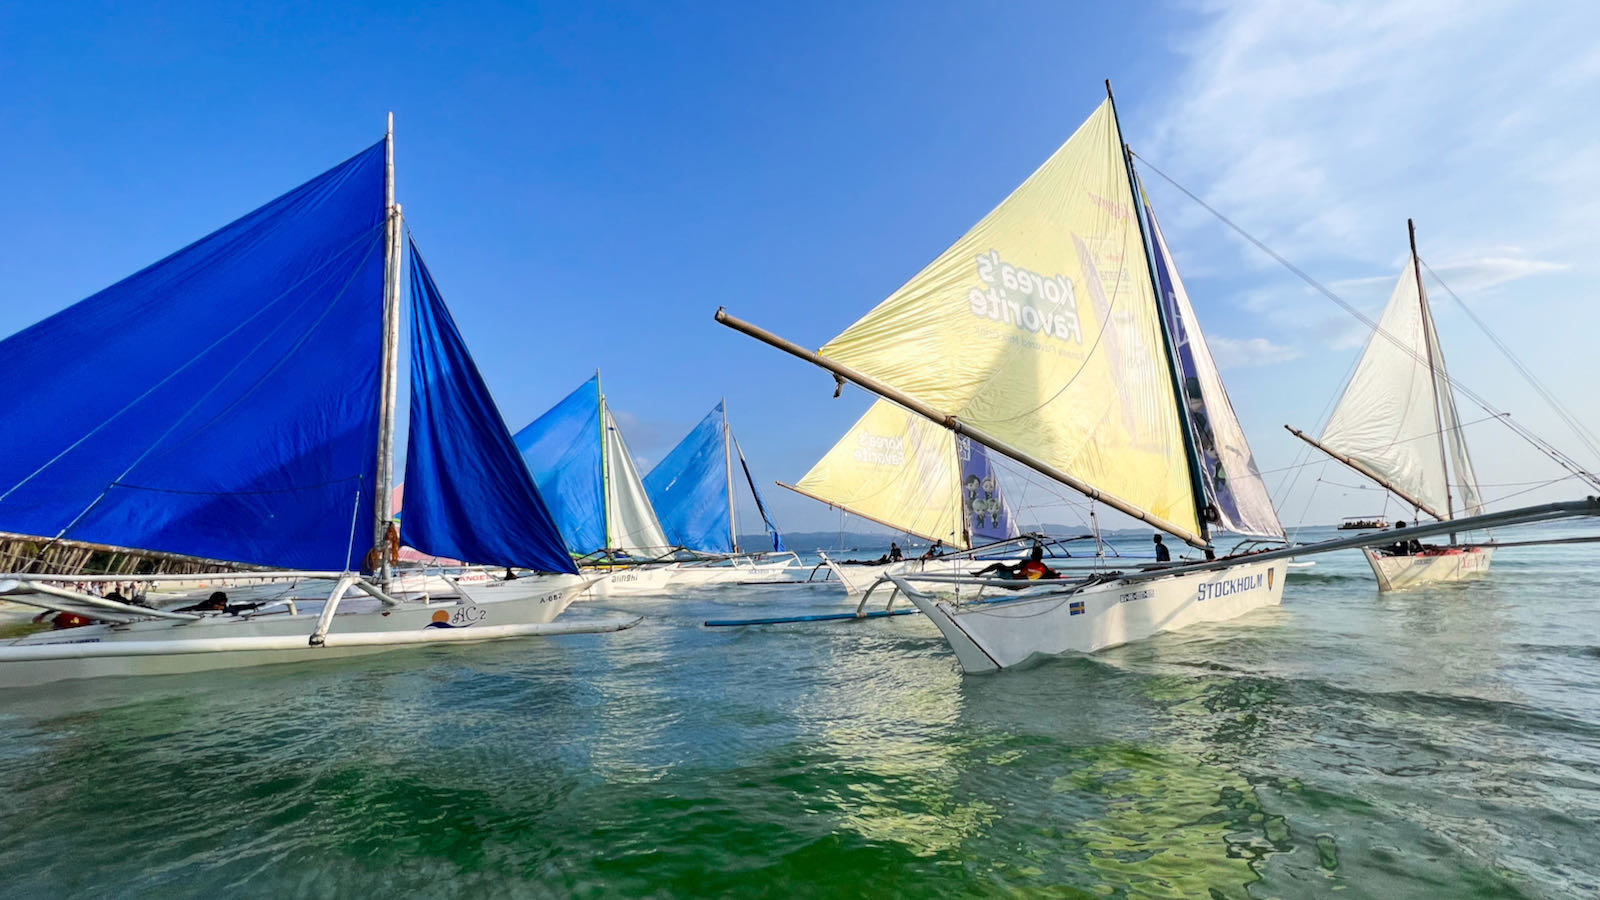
[0, 526, 1598, 897]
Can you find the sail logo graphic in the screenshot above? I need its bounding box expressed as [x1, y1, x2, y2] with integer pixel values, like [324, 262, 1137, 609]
[1196, 573, 1265, 602]
[852, 432, 905, 466]
[425, 605, 487, 629]
[967, 249, 1083, 344]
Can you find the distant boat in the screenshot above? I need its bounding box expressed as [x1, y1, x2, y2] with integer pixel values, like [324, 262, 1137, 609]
[1288, 221, 1492, 591]
[1338, 517, 1390, 531]
[717, 85, 1291, 672]
[642, 400, 803, 585]
[776, 398, 1033, 595]
[513, 372, 685, 596]
[0, 119, 633, 687]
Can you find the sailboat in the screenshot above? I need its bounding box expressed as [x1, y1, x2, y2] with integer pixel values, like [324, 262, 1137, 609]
[777, 398, 1034, 596]
[1287, 221, 1491, 591]
[716, 85, 1292, 672]
[0, 119, 635, 688]
[642, 401, 802, 585]
[513, 374, 684, 596]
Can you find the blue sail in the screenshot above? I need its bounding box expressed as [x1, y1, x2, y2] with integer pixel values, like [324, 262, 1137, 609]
[733, 435, 784, 551]
[401, 242, 577, 573]
[644, 403, 733, 553]
[0, 142, 387, 570]
[513, 377, 606, 555]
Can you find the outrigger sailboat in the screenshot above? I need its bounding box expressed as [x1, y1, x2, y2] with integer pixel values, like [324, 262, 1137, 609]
[718, 85, 1600, 672]
[776, 398, 1031, 595]
[643, 401, 803, 586]
[513, 373, 685, 596]
[1286, 221, 1490, 591]
[717, 85, 1293, 671]
[0, 118, 636, 688]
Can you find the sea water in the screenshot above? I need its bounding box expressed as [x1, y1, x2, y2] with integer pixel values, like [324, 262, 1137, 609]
[1, 524, 1597, 898]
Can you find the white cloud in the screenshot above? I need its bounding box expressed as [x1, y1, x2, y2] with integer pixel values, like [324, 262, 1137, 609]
[1206, 335, 1301, 369]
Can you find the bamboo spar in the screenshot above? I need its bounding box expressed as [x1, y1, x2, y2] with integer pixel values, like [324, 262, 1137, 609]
[1284, 424, 1448, 521]
[715, 309, 1211, 548]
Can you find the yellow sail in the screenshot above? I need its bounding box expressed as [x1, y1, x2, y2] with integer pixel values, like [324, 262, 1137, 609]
[818, 99, 1199, 538]
[790, 400, 967, 547]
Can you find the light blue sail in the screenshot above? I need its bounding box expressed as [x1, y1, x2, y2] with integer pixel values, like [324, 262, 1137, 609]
[645, 403, 784, 554]
[402, 241, 577, 573]
[644, 404, 733, 553]
[512, 377, 606, 555]
[0, 142, 387, 570]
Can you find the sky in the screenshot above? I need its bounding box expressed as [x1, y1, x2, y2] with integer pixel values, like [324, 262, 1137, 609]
[3, 0, 1598, 539]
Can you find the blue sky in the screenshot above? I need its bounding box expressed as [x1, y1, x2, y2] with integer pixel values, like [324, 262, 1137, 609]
[3, 0, 1597, 537]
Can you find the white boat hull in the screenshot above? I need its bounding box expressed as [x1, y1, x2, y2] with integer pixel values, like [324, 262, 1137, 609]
[824, 557, 1017, 597]
[901, 558, 1288, 673]
[670, 556, 803, 586]
[1361, 546, 1493, 591]
[577, 564, 681, 598]
[0, 579, 627, 688]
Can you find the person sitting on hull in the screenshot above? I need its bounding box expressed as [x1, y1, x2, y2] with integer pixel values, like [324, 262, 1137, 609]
[972, 545, 1060, 581]
[1385, 521, 1426, 556]
[921, 539, 945, 560]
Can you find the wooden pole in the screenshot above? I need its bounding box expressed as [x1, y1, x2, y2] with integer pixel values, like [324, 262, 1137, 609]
[716, 309, 1210, 548]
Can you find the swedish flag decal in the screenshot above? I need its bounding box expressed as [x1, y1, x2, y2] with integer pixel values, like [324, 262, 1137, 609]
[1069, 600, 1085, 616]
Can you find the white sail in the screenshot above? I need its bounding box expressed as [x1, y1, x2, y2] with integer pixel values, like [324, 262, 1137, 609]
[1318, 257, 1453, 519]
[816, 99, 1201, 543]
[1145, 194, 1285, 540]
[1428, 318, 1485, 516]
[603, 408, 674, 556]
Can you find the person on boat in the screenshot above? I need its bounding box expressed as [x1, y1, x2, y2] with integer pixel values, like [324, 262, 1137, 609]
[1153, 534, 1171, 563]
[32, 609, 97, 629]
[503, 567, 519, 581]
[175, 591, 229, 613]
[1385, 521, 1426, 556]
[921, 540, 945, 560]
[973, 546, 1059, 580]
[888, 542, 904, 562]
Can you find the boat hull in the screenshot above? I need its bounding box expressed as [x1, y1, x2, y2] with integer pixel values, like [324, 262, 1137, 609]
[824, 557, 1022, 596]
[0, 581, 617, 688]
[670, 557, 801, 586]
[1361, 546, 1493, 591]
[902, 558, 1287, 673]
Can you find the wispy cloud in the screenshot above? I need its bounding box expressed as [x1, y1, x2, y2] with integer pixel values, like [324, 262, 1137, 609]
[1138, 0, 1597, 346]
[1207, 335, 1301, 369]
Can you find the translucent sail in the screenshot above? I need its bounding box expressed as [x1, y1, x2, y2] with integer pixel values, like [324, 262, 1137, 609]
[956, 436, 1019, 545]
[1143, 193, 1285, 540]
[817, 100, 1198, 539]
[514, 377, 606, 555]
[602, 408, 674, 556]
[732, 435, 785, 551]
[401, 242, 576, 573]
[1426, 299, 1484, 517]
[0, 141, 387, 570]
[792, 400, 967, 547]
[643, 403, 733, 554]
[1319, 258, 1451, 518]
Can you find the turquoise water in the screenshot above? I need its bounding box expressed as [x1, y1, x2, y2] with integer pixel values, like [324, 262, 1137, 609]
[2, 525, 1599, 898]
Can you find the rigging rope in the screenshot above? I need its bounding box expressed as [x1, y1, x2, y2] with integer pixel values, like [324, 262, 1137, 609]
[1131, 151, 1600, 495]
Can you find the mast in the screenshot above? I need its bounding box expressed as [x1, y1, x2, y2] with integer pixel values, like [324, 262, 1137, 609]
[1411, 219, 1455, 524]
[722, 400, 739, 553]
[1285, 425, 1448, 521]
[718, 310, 1208, 547]
[595, 370, 613, 554]
[373, 111, 403, 586]
[1107, 79, 1212, 545]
